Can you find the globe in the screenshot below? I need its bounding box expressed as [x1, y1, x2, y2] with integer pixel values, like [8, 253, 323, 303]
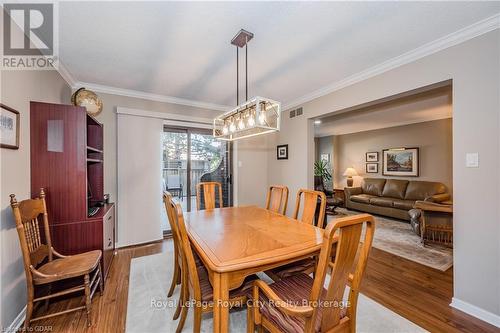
[71, 88, 103, 116]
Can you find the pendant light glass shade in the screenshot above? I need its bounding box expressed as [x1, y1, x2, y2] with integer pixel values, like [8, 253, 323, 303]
[213, 97, 281, 141]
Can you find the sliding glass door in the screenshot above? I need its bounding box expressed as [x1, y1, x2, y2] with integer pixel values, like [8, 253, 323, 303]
[162, 126, 232, 228]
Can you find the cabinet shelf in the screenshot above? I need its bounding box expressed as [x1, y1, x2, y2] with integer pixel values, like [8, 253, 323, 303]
[86, 146, 103, 153]
[87, 158, 103, 163]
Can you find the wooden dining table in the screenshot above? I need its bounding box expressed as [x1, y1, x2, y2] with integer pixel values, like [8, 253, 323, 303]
[185, 205, 324, 333]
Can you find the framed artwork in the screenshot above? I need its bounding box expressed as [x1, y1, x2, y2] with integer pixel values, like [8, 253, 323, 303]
[277, 144, 288, 160]
[320, 153, 330, 163]
[0, 104, 20, 149]
[366, 163, 378, 173]
[366, 152, 379, 162]
[383, 148, 419, 177]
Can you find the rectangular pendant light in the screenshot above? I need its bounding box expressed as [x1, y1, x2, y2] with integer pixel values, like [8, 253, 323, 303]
[213, 96, 280, 141]
[213, 29, 281, 141]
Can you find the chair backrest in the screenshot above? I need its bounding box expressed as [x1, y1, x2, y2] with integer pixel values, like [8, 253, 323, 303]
[10, 189, 53, 284]
[163, 191, 180, 252]
[167, 198, 203, 301]
[196, 181, 223, 210]
[293, 189, 326, 228]
[308, 214, 375, 333]
[265, 185, 289, 215]
[167, 173, 181, 188]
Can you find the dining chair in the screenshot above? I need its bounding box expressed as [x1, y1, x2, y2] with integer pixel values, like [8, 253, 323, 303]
[265, 185, 289, 215]
[293, 189, 327, 228]
[167, 197, 257, 333]
[265, 189, 327, 281]
[247, 214, 375, 333]
[196, 181, 223, 210]
[163, 192, 181, 295]
[10, 189, 103, 329]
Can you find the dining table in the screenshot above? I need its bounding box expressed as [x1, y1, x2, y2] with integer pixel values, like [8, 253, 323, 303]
[185, 205, 324, 333]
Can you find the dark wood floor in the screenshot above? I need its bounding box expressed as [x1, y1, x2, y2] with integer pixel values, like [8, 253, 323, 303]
[28, 240, 498, 333]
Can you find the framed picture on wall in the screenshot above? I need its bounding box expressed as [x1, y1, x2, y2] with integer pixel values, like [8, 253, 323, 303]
[383, 148, 419, 176]
[0, 104, 20, 150]
[366, 152, 378, 162]
[366, 163, 378, 173]
[320, 153, 330, 163]
[277, 144, 288, 160]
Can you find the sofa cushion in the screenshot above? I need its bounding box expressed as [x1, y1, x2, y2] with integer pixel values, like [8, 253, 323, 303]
[361, 178, 386, 196]
[370, 197, 394, 208]
[404, 181, 447, 201]
[350, 194, 376, 204]
[382, 179, 409, 199]
[393, 199, 416, 210]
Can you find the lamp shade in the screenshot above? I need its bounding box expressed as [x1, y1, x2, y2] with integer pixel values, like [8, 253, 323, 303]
[343, 167, 358, 177]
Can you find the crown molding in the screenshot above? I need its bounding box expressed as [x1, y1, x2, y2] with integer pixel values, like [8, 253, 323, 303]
[284, 13, 500, 110]
[56, 60, 77, 87]
[72, 81, 232, 112]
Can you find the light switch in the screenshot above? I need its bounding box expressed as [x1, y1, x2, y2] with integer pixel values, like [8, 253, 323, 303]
[238, 161, 243, 168]
[466, 153, 479, 168]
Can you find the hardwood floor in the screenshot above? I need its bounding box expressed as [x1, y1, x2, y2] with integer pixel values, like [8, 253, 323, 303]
[28, 240, 498, 333]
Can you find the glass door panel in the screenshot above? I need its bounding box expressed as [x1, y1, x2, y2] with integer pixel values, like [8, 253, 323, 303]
[190, 132, 231, 209]
[162, 126, 232, 233]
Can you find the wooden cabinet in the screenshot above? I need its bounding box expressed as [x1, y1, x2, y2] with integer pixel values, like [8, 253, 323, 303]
[30, 101, 115, 280]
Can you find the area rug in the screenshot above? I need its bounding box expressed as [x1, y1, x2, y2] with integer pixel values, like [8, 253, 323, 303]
[329, 208, 453, 271]
[125, 249, 427, 333]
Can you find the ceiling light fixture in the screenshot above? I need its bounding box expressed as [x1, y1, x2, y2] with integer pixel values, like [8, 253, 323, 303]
[213, 29, 281, 141]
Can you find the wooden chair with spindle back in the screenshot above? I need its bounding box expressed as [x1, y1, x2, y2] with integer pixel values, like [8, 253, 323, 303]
[10, 189, 103, 329]
[247, 214, 375, 333]
[196, 181, 223, 210]
[265, 185, 289, 215]
[266, 189, 327, 281]
[167, 198, 257, 333]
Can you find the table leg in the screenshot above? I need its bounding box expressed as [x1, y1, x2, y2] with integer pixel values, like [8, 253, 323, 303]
[212, 272, 230, 333]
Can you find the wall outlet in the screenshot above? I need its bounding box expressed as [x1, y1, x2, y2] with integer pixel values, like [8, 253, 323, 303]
[466, 153, 479, 168]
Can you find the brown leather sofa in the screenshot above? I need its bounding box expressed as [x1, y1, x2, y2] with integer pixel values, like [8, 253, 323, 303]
[345, 178, 450, 221]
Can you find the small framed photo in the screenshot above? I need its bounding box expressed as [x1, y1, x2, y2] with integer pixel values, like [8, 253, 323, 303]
[320, 153, 330, 163]
[366, 152, 378, 162]
[0, 104, 20, 150]
[366, 163, 378, 173]
[277, 144, 288, 160]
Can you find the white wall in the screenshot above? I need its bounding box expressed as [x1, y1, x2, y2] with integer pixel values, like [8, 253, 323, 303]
[234, 135, 271, 207]
[333, 119, 453, 190]
[0, 70, 71, 328]
[267, 30, 500, 321]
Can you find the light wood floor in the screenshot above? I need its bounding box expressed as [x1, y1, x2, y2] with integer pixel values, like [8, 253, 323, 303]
[28, 240, 498, 333]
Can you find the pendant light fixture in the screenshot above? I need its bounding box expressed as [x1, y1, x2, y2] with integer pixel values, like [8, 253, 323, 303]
[213, 29, 281, 141]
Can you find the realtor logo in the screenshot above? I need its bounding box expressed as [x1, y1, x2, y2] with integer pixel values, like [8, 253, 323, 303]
[2, 2, 58, 69]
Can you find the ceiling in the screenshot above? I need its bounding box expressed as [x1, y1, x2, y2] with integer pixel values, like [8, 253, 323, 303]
[314, 86, 452, 137]
[59, 2, 500, 109]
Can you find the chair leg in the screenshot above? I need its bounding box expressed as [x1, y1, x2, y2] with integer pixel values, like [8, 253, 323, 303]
[44, 284, 52, 311]
[24, 289, 34, 330]
[246, 304, 255, 333]
[173, 278, 184, 320]
[193, 306, 202, 333]
[168, 257, 180, 297]
[84, 274, 92, 327]
[99, 266, 104, 296]
[176, 301, 189, 333]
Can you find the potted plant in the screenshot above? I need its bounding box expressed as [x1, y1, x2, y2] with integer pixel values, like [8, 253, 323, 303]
[314, 160, 332, 184]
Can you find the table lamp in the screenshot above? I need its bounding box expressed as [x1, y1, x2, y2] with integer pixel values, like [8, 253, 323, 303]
[343, 167, 358, 187]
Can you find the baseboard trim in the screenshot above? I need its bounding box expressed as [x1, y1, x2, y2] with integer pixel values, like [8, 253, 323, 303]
[7, 306, 26, 332]
[451, 297, 500, 328]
